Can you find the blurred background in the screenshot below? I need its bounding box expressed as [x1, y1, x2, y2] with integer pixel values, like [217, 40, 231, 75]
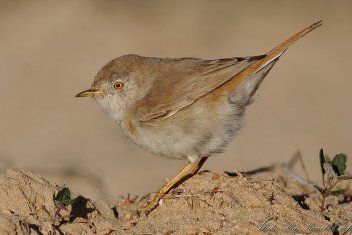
[0, 0, 351, 201]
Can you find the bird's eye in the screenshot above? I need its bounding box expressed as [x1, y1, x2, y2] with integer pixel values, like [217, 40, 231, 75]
[113, 81, 124, 90]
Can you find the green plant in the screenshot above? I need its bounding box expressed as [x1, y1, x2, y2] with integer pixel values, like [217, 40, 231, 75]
[314, 149, 352, 211]
[55, 187, 75, 206]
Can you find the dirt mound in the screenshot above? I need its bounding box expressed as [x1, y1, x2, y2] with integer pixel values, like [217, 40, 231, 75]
[0, 169, 350, 234]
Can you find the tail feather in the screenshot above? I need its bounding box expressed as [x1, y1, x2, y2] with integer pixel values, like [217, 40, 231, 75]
[254, 20, 323, 75]
[267, 20, 323, 58]
[223, 21, 323, 92]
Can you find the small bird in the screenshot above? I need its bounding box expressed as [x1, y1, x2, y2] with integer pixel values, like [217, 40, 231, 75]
[76, 21, 322, 214]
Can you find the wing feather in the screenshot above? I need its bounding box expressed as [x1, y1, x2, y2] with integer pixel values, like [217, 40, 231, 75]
[137, 56, 265, 122]
[135, 21, 322, 122]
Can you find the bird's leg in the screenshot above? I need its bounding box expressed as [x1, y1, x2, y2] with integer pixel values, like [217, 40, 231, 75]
[138, 157, 208, 215]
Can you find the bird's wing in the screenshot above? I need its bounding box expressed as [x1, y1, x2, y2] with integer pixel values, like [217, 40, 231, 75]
[136, 20, 323, 122]
[136, 21, 322, 122]
[136, 55, 265, 122]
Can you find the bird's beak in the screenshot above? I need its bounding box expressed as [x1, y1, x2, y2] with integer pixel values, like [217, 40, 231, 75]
[75, 88, 105, 97]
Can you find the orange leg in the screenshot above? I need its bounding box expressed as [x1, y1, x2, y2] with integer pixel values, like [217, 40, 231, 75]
[138, 157, 208, 215]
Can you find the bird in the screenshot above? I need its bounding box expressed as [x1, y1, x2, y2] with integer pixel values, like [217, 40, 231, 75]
[76, 21, 322, 214]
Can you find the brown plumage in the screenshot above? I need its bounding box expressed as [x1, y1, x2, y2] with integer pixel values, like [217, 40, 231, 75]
[76, 21, 322, 214]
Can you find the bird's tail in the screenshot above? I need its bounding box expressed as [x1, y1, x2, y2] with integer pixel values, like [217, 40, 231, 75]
[225, 21, 323, 92]
[267, 20, 323, 58]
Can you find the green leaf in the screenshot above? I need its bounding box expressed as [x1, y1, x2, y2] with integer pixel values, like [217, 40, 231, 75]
[319, 149, 326, 175]
[330, 189, 345, 196]
[331, 154, 346, 176]
[55, 187, 74, 206]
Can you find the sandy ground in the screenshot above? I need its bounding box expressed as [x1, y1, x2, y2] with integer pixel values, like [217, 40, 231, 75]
[1, 168, 352, 234]
[0, 0, 351, 207]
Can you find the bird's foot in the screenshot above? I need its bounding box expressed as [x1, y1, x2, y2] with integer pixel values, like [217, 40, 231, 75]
[137, 193, 162, 216]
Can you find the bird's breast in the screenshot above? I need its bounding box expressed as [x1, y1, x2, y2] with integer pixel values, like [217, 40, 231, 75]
[119, 93, 246, 160]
